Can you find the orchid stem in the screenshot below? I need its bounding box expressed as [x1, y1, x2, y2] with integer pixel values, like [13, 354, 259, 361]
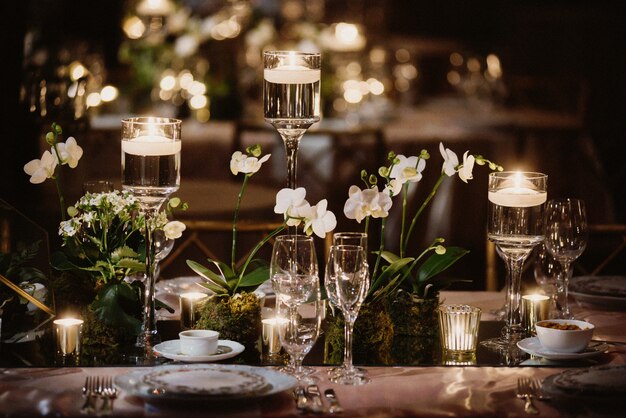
[231, 175, 249, 272]
[402, 174, 445, 254]
[372, 217, 387, 281]
[400, 183, 408, 258]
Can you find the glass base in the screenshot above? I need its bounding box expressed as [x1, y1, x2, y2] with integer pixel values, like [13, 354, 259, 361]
[330, 370, 370, 386]
[327, 365, 366, 378]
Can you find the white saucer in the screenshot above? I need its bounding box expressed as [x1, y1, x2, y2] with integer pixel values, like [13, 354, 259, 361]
[517, 337, 608, 361]
[153, 339, 245, 363]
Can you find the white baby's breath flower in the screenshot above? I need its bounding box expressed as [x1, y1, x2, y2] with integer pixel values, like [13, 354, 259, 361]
[303, 199, 337, 238]
[24, 150, 58, 184]
[55, 137, 83, 168]
[458, 151, 475, 183]
[163, 220, 186, 239]
[343, 185, 393, 223]
[440, 142, 459, 177]
[390, 155, 426, 185]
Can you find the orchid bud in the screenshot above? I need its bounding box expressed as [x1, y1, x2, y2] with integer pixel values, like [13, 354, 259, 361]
[52, 123, 62, 135]
[45, 132, 56, 145]
[246, 144, 262, 157]
[420, 149, 430, 159]
[387, 151, 396, 161]
[378, 166, 389, 177]
[67, 206, 78, 217]
[435, 245, 446, 255]
[360, 169, 368, 180]
[168, 197, 181, 208]
[369, 174, 378, 185]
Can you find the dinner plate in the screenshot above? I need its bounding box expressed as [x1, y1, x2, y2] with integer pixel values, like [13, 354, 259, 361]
[542, 365, 626, 407]
[517, 337, 608, 361]
[114, 364, 297, 401]
[153, 339, 244, 363]
[570, 275, 626, 310]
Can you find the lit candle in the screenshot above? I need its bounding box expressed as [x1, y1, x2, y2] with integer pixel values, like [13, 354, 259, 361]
[521, 294, 550, 335]
[121, 134, 181, 156]
[262, 317, 289, 355]
[438, 305, 481, 360]
[54, 318, 84, 365]
[179, 292, 209, 329]
[264, 52, 321, 84]
[136, 0, 175, 16]
[488, 171, 547, 207]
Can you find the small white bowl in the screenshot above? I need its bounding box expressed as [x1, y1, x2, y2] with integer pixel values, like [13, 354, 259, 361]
[535, 319, 594, 353]
[179, 329, 219, 356]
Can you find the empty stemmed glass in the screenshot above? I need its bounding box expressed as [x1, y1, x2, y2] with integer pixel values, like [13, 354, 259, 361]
[121, 117, 181, 351]
[270, 234, 320, 380]
[544, 198, 588, 319]
[325, 244, 370, 385]
[263, 51, 321, 189]
[533, 243, 564, 317]
[482, 171, 547, 351]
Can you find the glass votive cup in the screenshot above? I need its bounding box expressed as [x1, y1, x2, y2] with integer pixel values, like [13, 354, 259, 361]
[521, 294, 550, 336]
[179, 292, 209, 329]
[262, 317, 289, 356]
[438, 304, 481, 360]
[54, 318, 84, 365]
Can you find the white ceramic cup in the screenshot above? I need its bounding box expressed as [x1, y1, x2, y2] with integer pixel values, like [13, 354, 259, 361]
[179, 330, 219, 356]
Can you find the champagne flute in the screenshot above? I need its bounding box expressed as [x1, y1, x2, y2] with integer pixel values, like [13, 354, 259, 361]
[544, 198, 588, 319]
[326, 244, 370, 385]
[275, 279, 323, 383]
[270, 234, 319, 375]
[263, 51, 321, 189]
[482, 171, 547, 350]
[121, 117, 181, 351]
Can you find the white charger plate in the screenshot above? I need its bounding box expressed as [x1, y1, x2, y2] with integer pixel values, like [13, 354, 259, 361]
[114, 364, 297, 401]
[153, 339, 244, 363]
[570, 275, 626, 310]
[517, 337, 608, 361]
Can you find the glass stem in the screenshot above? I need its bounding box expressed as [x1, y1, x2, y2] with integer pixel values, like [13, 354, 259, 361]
[139, 207, 160, 348]
[502, 253, 527, 341]
[558, 260, 573, 318]
[343, 314, 355, 373]
[277, 129, 306, 189]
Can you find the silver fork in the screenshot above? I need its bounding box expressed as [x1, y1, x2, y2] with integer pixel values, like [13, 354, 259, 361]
[99, 376, 117, 416]
[517, 378, 539, 415]
[80, 376, 97, 414]
[529, 378, 550, 401]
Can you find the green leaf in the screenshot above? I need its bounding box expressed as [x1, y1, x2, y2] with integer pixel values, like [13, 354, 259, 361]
[91, 283, 142, 336]
[155, 298, 175, 313]
[237, 265, 269, 288]
[199, 282, 228, 295]
[369, 256, 415, 295]
[416, 247, 469, 284]
[186, 260, 228, 291]
[379, 251, 401, 264]
[116, 258, 144, 272]
[111, 246, 140, 262]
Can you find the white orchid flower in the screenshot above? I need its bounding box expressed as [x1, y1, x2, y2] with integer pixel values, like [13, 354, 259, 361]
[384, 179, 403, 197]
[303, 199, 337, 238]
[55, 137, 83, 168]
[390, 155, 426, 184]
[163, 220, 186, 239]
[24, 150, 58, 184]
[439, 142, 459, 177]
[230, 151, 271, 175]
[274, 187, 311, 226]
[230, 152, 247, 175]
[344, 185, 393, 223]
[458, 151, 475, 183]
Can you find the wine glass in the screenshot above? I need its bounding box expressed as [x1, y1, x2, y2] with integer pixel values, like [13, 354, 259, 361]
[270, 234, 319, 376]
[325, 244, 370, 385]
[533, 243, 564, 317]
[263, 51, 321, 189]
[275, 278, 323, 383]
[121, 117, 181, 351]
[482, 171, 547, 350]
[544, 198, 588, 319]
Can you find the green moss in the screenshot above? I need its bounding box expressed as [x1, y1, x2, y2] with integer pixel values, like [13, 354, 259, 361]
[194, 292, 262, 364]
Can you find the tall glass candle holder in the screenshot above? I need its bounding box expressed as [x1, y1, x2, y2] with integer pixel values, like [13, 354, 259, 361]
[263, 51, 321, 189]
[483, 171, 547, 351]
[121, 117, 181, 353]
[54, 318, 84, 365]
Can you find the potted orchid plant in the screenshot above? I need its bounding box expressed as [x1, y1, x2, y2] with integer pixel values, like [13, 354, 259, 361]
[325, 143, 502, 365]
[187, 145, 336, 361]
[22, 123, 187, 362]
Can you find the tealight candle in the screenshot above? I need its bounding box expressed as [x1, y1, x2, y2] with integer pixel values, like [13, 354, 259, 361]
[488, 171, 548, 207]
[262, 317, 289, 355]
[438, 305, 481, 360]
[521, 294, 550, 335]
[179, 292, 209, 329]
[53, 318, 84, 365]
[264, 66, 321, 84]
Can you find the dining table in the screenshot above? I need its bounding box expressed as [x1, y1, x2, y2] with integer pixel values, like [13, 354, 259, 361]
[1, 289, 624, 417]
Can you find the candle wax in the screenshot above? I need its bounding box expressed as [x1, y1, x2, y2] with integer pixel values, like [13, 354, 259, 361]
[264, 66, 321, 84]
[488, 187, 547, 208]
[122, 135, 181, 156]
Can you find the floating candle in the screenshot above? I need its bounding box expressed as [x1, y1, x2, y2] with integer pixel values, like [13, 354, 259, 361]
[264, 66, 321, 84]
[122, 135, 182, 156]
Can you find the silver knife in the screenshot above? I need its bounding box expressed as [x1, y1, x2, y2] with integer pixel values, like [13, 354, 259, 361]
[306, 385, 325, 413]
[324, 388, 344, 414]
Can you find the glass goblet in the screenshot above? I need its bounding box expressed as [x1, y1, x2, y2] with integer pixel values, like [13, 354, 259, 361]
[544, 198, 588, 319]
[275, 277, 323, 383]
[482, 171, 547, 351]
[263, 51, 321, 189]
[121, 117, 181, 351]
[325, 244, 370, 385]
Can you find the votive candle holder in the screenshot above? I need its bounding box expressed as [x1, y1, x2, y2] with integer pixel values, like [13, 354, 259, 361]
[438, 304, 481, 360]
